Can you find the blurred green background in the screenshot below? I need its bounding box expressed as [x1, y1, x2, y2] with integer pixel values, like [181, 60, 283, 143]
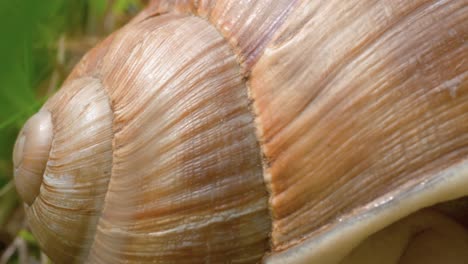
[0, 1, 144, 263]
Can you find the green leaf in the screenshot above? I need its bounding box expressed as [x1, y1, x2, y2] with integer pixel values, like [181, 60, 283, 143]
[0, 0, 67, 184]
[90, 0, 108, 17]
[113, 0, 142, 15]
[18, 229, 38, 245]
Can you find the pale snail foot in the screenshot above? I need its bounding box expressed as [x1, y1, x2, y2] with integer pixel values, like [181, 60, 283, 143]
[13, 110, 53, 205]
[341, 208, 468, 264]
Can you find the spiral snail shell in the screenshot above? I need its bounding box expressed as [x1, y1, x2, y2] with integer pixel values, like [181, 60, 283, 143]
[12, 0, 468, 263]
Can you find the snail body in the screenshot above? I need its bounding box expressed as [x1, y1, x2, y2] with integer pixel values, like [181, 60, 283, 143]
[12, 0, 468, 263]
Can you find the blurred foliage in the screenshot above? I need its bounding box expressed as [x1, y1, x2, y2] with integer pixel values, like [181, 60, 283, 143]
[0, 0, 144, 263]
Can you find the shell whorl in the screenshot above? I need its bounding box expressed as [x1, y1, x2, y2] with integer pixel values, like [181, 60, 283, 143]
[87, 15, 271, 263]
[26, 77, 113, 262]
[27, 6, 288, 262]
[13, 110, 53, 205]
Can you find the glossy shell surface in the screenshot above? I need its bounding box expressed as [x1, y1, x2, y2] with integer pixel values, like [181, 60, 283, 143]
[12, 0, 468, 263]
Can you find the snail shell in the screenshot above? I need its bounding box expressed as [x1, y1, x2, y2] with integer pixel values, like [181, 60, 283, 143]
[12, 0, 468, 263]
